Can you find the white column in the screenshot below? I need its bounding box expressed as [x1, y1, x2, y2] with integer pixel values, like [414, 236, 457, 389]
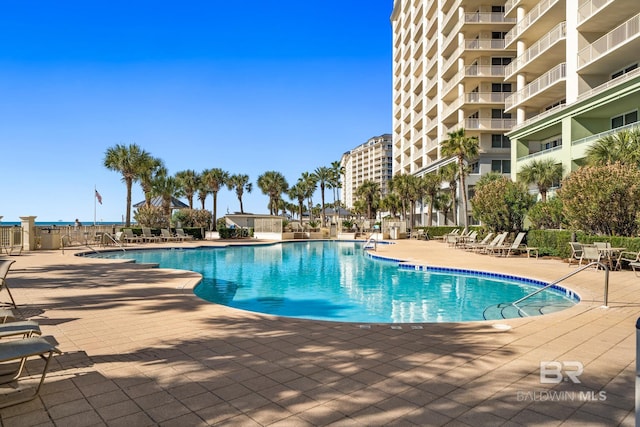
[19, 216, 37, 251]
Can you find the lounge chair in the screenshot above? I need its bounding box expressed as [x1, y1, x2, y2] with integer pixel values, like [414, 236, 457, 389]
[0, 320, 41, 339]
[463, 232, 494, 251]
[481, 232, 509, 255]
[0, 260, 17, 309]
[617, 250, 640, 271]
[496, 232, 534, 257]
[122, 229, 142, 244]
[176, 228, 194, 241]
[141, 228, 160, 243]
[160, 229, 180, 242]
[0, 309, 15, 324]
[0, 335, 61, 408]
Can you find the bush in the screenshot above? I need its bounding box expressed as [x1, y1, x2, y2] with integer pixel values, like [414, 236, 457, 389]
[134, 206, 169, 228]
[527, 198, 566, 230]
[172, 209, 211, 228]
[471, 176, 535, 232]
[559, 163, 640, 236]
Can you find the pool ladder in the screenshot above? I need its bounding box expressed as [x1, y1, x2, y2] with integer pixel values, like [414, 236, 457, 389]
[485, 261, 609, 319]
[363, 235, 377, 251]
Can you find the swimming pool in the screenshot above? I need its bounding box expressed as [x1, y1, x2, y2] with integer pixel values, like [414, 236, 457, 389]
[88, 241, 578, 323]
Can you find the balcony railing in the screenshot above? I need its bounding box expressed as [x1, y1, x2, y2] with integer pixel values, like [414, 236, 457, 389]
[465, 38, 507, 50]
[518, 145, 562, 162]
[505, 0, 561, 46]
[572, 122, 640, 146]
[505, 22, 566, 77]
[442, 65, 507, 95]
[464, 118, 516, 130]
[578, 0, 614, 25]
[442, 92, 509, 118]
[505, 63, 566, 110]
[578, 13, 640, 68]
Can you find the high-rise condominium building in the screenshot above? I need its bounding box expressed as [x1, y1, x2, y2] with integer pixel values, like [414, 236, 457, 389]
[340, 134, 393, 210]
[506, 0, 640, 180]
[391, 0, 640, 224]
[391, 0, 516, 226]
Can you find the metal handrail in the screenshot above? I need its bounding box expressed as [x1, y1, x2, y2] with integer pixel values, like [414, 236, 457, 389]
[511, 261, 609, 316]
[363, 236, 377, 252]
[101, 233, 126, 252]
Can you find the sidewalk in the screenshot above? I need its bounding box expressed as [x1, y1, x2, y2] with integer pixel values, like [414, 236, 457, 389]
[0, 239, 635, 426]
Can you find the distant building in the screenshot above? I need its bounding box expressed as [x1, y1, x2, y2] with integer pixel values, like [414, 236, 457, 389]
[340, 134, 393, 210]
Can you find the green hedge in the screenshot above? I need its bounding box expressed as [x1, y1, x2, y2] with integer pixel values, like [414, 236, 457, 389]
[526, 230, 640, 258]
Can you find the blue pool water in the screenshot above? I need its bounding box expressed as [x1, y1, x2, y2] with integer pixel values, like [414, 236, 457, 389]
[88, 241, 578, 323]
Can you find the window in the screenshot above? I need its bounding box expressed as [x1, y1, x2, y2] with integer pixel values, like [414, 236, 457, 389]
[492, 32, 507, 40]
[491, 134, 511, 148]
[542, 137, 561, 150]
[491, 160, 511, 174]
[469, 161, 480, 174]
[491, 5, 505, 12]
[492, 109, 512, 119]
[611, 63, 638, 79]
[467, 185, 476, 200]
[611, 110, 638, 129]
[491, 83, 512, 93]
[491, 57, 512, 66]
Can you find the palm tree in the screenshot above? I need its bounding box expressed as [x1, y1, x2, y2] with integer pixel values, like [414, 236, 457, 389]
[389, 174, 413, 221]
[439, 162, 459, 226]
[227, 174, 252, 214]
[330, 160, 344, 206]
[257, 171, 289, 215]
[175, 170, 199, 209]
[103, 143, 152, 227]
[299, 172, 318, 221]
[586, 127, 640, 166]
[422, 173, 441, 226]
[517, 159, 563, 202]
[313, 166, 332, 226]
[440, 128, 479, 229]
[380, 193, 401, 219]
[288, 183, 307, 221]
[197, 178, 208, 210]
[201, 168, 229, 231]
[138, 157, 165, 207]
[355, 180, 380, 220]
[152, 173, 182, 220]
[406, 174, 425, 228]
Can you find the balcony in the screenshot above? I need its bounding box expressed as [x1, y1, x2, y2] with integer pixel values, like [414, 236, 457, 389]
[442, 13, 515, 54]
[505, 63, 566, 111]
[505, 0, 561, 47]
[505, 22, 566, 78]
[441, 65, 507, 98]
[463, 118, 516, 131]
[578, 13, 640, 73]
[442, 92, 509, 119]
[578, 0, 639, 31]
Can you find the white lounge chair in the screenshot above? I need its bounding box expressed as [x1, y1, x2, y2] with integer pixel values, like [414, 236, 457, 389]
[0, 335, 61, 408]
[0, 260, 17, 309]
[141, 228, 160, 243]
[160, 229, 179, 242]
[176, 229, 194, 241]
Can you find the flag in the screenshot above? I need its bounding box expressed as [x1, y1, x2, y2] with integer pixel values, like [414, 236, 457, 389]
[95, 189, 103, 205]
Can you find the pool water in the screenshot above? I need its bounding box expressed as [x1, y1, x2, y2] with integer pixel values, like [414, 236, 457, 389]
[89, 241, 578, 323]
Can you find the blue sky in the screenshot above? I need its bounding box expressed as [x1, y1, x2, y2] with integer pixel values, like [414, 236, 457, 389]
[0, 1, 392, 223]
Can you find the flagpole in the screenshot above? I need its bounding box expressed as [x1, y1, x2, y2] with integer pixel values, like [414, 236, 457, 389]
[94, 185, 97, 226]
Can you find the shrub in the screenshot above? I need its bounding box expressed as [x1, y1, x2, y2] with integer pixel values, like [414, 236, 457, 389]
[134, 205, 169, 228]
[559, 163, 640, 236]
[527, 198, 566, 230]
[471, 176, 535, 232]
[172, 209, 211, 228]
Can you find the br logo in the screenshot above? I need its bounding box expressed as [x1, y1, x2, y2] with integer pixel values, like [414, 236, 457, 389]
[540, 361, 584, 384]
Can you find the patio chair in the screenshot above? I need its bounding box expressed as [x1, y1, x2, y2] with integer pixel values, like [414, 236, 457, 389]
[463, 232, 494, 251]
[617, 250, 640, 271]
[0, 260, 17, 309]
[176, 229, 194, 241]
[160, 229, 179, 242]
[568, 242, 583, 267]
[0, 335, 61, 408]
[122, 229, 142, 244]
[141, 228, 160, 243]
[579, 244, 603, 267]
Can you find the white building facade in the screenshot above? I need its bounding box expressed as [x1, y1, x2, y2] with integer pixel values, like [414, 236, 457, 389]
[340, 134, 393, 210]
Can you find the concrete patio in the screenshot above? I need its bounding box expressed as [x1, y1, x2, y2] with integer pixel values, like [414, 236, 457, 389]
[0, 239, 635, 426]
